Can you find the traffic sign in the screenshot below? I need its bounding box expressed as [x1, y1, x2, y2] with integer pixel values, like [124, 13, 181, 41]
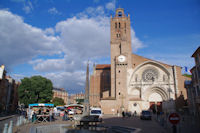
[168, 113, 180, 125]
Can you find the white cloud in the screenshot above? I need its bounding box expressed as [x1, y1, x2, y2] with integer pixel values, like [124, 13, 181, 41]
[29, 4, 144, 92]
[30, 57, 74, 72]
[48, 7, 61, 15]
[45, 71, 86, 93]
[44, 28, 55, 35]
[0, 10, 61, 67]
[4, 2, 144, 93]
[11, 74, 26, 82]
[22, 0, 33, 14]
[131, 29, 144, 52]
[105, 1, 116, 11]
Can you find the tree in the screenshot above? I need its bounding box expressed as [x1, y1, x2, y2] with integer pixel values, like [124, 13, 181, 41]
[183, 74, 192, 78]
[18, 76, 53, 107]
[76, 99, 84, 104]
[52, 97, 65, 106]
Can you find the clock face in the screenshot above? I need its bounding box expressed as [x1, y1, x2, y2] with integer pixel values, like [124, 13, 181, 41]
[118, 55, 126, 62]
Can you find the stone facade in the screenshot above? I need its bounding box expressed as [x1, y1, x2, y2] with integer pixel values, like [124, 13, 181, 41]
[90, 8, 188, 114]
[0, 65, 19, 113]
[190, 47, 200, 116]
[69, 93, 85, 104]
[53, 88, 68, 105]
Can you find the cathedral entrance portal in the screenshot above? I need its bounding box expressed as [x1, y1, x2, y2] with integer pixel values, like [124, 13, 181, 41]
[147, 88, 168, 113]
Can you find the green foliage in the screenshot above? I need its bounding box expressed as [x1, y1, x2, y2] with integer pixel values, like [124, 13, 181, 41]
[18, 76, 53, 106]
[76, 99, 84, 104]
[183, 74, 192, 78]
[52, 97, 65, 106]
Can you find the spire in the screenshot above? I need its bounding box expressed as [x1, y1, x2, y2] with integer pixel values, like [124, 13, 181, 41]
[84, 61, 90, 115]
[93, 63, 96, 75]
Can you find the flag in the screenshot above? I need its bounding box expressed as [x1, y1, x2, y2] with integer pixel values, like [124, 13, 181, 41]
[184, 66, 188, 73]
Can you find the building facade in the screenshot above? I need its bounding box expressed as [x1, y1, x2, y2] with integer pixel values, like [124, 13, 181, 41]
[69, 93, 85, 104]
[0, 65, 19, 113]
[90, 8, 188, 114]
[53, 88, 68, 105]
[190, 47, 200, 116]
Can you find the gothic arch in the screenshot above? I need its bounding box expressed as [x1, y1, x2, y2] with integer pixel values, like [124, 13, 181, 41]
[129, 87, 141, 97]
[128, 61, 171, 86]
[143, 86, 169, 101]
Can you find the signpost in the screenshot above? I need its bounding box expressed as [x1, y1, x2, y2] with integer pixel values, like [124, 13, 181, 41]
[168, 113, 180, 133]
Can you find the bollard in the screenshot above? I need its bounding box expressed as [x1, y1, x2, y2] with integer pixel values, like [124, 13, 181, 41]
[16, 116, 20, 126]
[8, 121, 13, 133]
[3, 123, 8, 133]
[19, 116, 22, 126]
[22, 116, 25, 124]
[16, 117, 19, 126]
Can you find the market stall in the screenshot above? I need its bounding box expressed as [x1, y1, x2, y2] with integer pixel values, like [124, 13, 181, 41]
[29, 103, 54, 122]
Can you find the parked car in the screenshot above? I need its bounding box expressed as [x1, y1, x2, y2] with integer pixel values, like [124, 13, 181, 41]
[140, 110, 152, 120]
[90, 107, 103, 121]
[90, 108, 102, 116]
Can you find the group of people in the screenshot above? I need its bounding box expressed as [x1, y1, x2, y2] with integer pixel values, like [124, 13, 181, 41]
[122, 111, 137, 118]
[26, 107, 54, 122]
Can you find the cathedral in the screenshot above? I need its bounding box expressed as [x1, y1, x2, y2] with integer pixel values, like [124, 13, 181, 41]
[89, 8, 188, 114]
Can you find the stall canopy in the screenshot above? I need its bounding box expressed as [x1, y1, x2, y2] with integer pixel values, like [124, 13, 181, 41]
[29, 103, 54, 107]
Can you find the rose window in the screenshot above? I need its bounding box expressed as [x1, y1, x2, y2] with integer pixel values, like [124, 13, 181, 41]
[142, 68, 158, 82]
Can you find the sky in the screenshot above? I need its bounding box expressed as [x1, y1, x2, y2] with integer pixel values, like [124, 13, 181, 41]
[0, 0, 199, 94]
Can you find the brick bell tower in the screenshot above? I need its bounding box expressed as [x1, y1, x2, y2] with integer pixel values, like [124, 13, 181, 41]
[110, 8, 132, 107]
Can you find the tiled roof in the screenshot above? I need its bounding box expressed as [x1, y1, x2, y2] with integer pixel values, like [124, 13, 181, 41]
[96, 64, 111, 69]
[192, 46, 200, 57]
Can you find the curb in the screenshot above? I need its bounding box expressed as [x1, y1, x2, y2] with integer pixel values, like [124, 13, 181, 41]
[0, 115, 16, 121]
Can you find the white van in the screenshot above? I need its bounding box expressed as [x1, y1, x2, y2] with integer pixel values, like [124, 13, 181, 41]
[90, 107, 103, 118]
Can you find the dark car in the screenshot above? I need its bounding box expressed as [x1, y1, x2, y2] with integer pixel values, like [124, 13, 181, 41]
[140, 110, 152, 120]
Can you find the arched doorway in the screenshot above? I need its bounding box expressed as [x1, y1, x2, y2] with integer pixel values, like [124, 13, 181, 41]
[149, 92, 163, 113]
[145, 87, 168, 113]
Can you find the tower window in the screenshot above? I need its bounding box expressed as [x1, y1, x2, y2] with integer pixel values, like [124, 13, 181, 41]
[118, 11, 122, 17]
[115, 22, 117, 29]
[119, 22, 121, 28]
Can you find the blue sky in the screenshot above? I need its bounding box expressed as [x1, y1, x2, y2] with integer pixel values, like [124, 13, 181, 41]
[0, 0, 199, 93]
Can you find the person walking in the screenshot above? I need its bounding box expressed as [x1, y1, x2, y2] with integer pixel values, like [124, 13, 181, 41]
[122, 111, 125, 118]
[49, 109, 53, 122]
[134, 111, 137, 117]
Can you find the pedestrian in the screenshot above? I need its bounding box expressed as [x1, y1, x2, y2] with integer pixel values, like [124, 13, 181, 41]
[28, 108, 32, 122]
[49, 109, 53, 122]
[32, 110, 37, 123]
[62, 110, 67, 121]
[122, 111, 125, 118]
[134, 111, 137, 117]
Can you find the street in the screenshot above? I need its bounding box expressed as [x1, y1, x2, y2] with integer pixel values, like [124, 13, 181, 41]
[0, 115, 167, 133]
[0, 115, 18, 132]
[1, 114, 199, 133]
[101, 115, 167, 133]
